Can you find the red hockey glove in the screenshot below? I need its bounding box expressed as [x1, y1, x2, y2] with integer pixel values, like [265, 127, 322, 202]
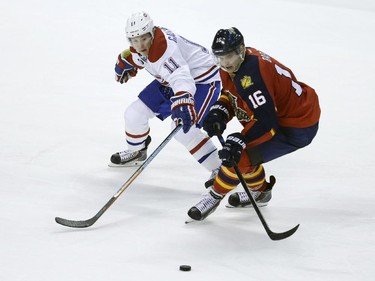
[170, 92, 197, 133]
[115, 52, 137, 84]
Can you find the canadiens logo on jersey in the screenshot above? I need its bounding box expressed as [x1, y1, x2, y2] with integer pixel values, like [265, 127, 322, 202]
[226, 91, 251, 122]
[240, 75, 253, 89]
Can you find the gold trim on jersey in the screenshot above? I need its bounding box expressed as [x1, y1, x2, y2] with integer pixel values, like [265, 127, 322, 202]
[215, 176, 235, 191]
[221, 166, 237, 178]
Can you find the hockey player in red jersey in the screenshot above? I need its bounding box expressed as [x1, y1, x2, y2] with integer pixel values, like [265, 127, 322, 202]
[188, 27, 321, 221]
[110, 12, 221, 182]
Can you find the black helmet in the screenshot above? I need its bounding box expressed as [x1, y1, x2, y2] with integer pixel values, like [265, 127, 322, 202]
[211, 27, 244, 56]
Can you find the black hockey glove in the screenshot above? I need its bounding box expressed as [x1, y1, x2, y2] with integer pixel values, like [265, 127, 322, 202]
[202, 101, 230, 137]
[218, 133, 247, 167]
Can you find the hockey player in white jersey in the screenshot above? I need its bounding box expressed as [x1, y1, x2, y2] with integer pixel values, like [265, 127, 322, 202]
[110, 12, 221, 179]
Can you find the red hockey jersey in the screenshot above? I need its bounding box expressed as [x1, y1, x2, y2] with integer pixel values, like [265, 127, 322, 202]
[219, 47, 321, 148]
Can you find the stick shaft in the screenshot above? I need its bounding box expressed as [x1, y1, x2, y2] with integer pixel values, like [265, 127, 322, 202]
[55, 125, 182, 228]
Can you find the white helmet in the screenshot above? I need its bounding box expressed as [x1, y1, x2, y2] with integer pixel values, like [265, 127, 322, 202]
[125, 12, 154, 39]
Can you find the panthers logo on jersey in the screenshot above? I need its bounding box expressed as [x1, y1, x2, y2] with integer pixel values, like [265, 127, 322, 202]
[226, 91, 251, 122]
[240, 75, 253, 89]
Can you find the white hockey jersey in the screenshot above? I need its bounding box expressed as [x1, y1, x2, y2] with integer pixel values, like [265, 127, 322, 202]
[125, 27, 220, 96]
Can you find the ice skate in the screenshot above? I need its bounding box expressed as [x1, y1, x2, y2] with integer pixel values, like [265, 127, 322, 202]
[109, 136, 151, 167]
[227, 175, 276, 208]
[204, 167, 220, 188]
[187, 189, 223, 221]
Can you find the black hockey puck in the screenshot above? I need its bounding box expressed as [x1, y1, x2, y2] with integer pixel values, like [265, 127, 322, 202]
[179, 265, 191, 271]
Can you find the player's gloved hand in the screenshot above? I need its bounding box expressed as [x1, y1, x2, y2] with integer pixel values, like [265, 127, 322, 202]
[218, 133, 247, 167]
[115, 52, 138, 84]
[170, 92, 197, 133]
[202, 101, 230, 137]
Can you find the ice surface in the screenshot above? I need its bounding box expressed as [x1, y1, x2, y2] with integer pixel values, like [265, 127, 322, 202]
[1, 0, 374, 280]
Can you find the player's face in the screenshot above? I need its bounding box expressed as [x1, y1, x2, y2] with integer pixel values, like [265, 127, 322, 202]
[216, 50, 243, 74]
[130, 33, 153, 57]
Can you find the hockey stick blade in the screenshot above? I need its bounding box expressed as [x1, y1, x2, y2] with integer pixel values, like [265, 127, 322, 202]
[55, 216, 97, 228]
[55, 125, 182, 228]
[234, 161, 299, 241]
[267, 224, 300, 241]
[55, 197, 114, 228]
[216, 133, 299, 240]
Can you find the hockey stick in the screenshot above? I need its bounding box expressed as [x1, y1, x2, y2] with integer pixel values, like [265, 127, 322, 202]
[55, 124, 182, 228]
[217, 134, 299, 240]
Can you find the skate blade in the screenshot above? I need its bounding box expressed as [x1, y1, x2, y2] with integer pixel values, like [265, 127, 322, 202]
[184, 218, 202, 224]
[108, 160, 145, 168]
[185, 218, 196, 224]
[225, 202, 269, 208]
